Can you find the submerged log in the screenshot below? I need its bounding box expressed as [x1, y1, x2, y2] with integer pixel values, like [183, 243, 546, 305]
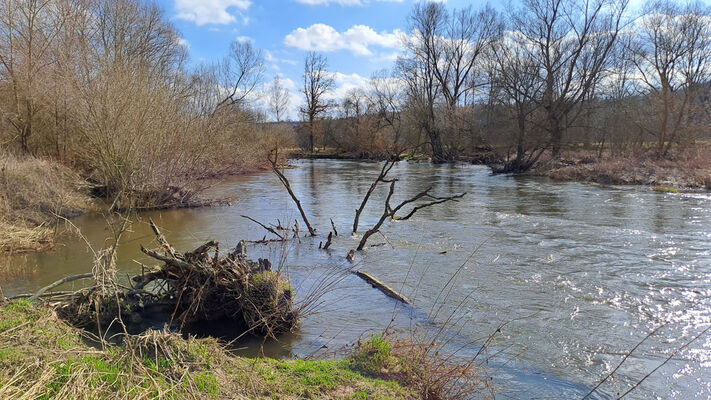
[354, 271, 410, 305]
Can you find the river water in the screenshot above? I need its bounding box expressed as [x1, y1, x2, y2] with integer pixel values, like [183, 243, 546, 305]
[2, 160, 710, 399]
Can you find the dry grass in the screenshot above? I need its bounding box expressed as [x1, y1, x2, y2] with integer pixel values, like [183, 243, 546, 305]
[0, 300, 417, 399]
[350, 333, 493, 400]
[539, 146, 711, 189]
[0, 151, 92, 252]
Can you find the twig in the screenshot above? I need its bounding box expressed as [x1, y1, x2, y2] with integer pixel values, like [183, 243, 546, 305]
[582, 323, 667, 399]
[241, 215, 284, 240]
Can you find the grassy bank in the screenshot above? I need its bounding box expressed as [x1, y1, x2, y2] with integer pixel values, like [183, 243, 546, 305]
[0, 300, 418, 399]
[534, 147, 711, 190]
[0, 152, 94, 253]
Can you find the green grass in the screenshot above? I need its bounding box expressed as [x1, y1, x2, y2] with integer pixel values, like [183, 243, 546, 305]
[0, 301, 417, 399]
[351, 335, 392, 375]
[653, 186, 679, 193]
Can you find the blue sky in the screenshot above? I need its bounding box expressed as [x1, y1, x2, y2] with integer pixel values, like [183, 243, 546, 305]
[154, 0, 689, 119]
[155, 0, 483, 119]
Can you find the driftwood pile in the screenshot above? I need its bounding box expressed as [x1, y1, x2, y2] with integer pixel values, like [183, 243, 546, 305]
[45, 220, 299, 338]
[134, 221, 298, 336]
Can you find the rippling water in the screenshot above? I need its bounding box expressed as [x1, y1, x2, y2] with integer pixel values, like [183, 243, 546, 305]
[2, 160, 710, 399]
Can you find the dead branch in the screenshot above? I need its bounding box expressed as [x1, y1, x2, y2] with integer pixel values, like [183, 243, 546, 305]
[399, 192, 467, 221]
[353, 159, 397, 234]
[355, 180, 466, 250]
[269, 148, 317, 236]
[148, 218, 177, 258]
[357, 180, 398, 251]
[28, 273, 94, 301]
[322, 232, 333, 250]
[330, 218, 339, 236]
[140, 245, 193, 270]
[241, 215, 285, 240]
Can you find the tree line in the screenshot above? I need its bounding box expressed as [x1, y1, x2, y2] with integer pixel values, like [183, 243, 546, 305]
[1, 0, 709, 209]
[298, 0, 711, 171]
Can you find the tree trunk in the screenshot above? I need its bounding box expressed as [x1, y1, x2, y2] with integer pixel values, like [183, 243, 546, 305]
[428, 126, 446, 163]
[549, 114, 562, 159]
[658, 84, 670, 155]
[308, 114, 315, 153]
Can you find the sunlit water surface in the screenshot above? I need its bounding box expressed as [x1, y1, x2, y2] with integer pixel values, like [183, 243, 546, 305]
[2, 160, 710, 399]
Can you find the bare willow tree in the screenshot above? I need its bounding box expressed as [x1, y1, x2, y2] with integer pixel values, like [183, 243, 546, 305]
[512, 0, 628, 158]
[628, 0, 711, 156]
[489, 29, 546, 172]
[268, 75, 291, 122]
[399, 2, 499, 162]
[399, 2, 447, 162]
[301, 52, 334, 153]
[214, 40, 265, 115]
[369, 69, 407, 153]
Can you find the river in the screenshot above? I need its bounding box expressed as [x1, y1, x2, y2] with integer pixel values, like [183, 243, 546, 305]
[2, 160, 710, 399]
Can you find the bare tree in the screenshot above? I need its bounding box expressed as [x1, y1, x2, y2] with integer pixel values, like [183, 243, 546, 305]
[215, 40, 265, 114]
[300, 52, 334, 153]
[0, 0, 64, 153]
[399, 2, 447, 162]
[512, 0, 628, 158]
[400, 2, 499, 162]
[629, 0, 711, 156]
[369, 70, 406, 153]
[489, 29, 547, 172]
[268, 75, 290, 122]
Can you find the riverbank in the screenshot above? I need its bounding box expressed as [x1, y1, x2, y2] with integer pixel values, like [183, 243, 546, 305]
[535, 147, 711, 190]
[0, 300, 418, 399]
[292, 146, 711, 191]
[0, 150, 274, 253]
[0, 152, 95, 253]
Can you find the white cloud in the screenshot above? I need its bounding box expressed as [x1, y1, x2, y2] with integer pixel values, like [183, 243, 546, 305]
[175, 0, 251, 25]
[176, 37, 190, 48]
[327, 72, 370, 100]
[284, 24, 405, 56]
